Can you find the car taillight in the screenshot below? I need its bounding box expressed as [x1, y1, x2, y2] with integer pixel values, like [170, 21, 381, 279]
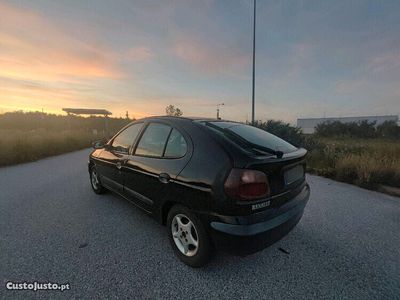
[224, 168, 270, 200]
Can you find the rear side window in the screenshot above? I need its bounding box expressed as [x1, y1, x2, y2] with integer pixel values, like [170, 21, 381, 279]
[204, 121, 297, 154]
[111, 123, 143, 153]
[135, 123, 171, 157]
[164, 129, 187, 158]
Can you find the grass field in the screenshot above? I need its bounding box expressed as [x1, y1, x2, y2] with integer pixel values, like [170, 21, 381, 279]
[0, 112, 131, 167]
[0, 129, 96, 167]
[0, 112, 399, 196]
[306, 137, 400, 191]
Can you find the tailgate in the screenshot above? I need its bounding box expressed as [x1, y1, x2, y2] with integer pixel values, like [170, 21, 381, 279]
[246, 148, 307, 197]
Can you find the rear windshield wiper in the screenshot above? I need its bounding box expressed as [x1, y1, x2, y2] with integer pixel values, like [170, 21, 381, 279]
[242, 141, 284, 158]
[204, 122, 284, 158]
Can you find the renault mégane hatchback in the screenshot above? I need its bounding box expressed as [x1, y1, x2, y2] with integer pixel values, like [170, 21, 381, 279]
[89, 116, 310, 267]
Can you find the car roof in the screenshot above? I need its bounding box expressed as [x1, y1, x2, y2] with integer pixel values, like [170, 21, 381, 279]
[136, 115, 239, 123]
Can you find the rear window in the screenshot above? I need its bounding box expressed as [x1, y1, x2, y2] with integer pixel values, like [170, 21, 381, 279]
[202, 121, 297, 154]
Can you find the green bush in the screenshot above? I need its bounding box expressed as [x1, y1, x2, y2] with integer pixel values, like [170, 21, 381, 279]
[315, 120, 378, 138]
[377, 121, 400, 139]
[252, 120, 305, 146]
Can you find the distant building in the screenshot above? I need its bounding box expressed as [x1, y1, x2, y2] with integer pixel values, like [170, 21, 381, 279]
[297, 115, 399, 134]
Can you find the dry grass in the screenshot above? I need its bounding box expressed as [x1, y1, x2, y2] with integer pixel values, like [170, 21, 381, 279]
[0, 129, 96, 167]
[0, 112, 131, 167]
[307, 138, 400, 189]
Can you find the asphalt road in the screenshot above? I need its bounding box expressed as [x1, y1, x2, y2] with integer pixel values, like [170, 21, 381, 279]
[1, 149, 399, 299]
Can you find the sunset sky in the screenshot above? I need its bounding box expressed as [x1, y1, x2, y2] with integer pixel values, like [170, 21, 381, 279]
[0, 0, 399, 123]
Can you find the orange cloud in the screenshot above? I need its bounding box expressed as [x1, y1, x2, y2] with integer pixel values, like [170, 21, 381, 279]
[0, 83, 148, 119]
[0, 2, 121, 82]
[0, 2, 161, 117]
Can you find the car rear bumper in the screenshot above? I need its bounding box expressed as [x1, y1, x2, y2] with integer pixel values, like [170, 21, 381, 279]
[205, 184, 310, 255]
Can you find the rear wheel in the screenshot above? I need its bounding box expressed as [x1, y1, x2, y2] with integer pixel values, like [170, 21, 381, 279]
[90, 166, 106, 194]
[167, 204, 212, 267]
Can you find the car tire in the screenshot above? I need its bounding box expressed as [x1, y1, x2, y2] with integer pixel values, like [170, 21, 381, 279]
[90, 166, 106, 194]
[167, 204, 212, 267]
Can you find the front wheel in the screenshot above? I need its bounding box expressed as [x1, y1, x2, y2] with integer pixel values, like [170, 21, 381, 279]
[90, 166, 106, 194]
[167, 205, 212, 267]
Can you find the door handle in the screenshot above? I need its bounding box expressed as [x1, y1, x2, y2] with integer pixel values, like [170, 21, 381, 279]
[158, 173, 171, 184]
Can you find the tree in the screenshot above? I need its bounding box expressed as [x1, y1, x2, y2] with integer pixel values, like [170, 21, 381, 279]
[165, 105, 183, 116]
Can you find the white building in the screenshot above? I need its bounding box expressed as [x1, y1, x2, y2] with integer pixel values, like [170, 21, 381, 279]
[297, 115, 399, 134]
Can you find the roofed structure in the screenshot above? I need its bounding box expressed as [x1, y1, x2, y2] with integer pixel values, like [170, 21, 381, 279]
[62, 108, 112, 116]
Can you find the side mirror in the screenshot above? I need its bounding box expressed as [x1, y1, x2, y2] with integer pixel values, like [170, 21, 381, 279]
[92, 140, 106, 149]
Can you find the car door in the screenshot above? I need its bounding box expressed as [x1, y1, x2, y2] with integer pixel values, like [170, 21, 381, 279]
[122, 121, 191, 212]
[95, 123, 143, 193]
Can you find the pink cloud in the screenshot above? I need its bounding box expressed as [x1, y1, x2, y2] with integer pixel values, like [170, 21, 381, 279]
[335, 79, 367, 94]
[368, 51, 400, 73]
[125, 46, 153, 62]
[173, 37, 250, 74]
[286, 43, 314, 77]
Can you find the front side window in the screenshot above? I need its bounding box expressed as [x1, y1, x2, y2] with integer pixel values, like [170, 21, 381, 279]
[135, 123, 171, 157]
[111, 123, 143, 153]
[164, 129, 187, 158]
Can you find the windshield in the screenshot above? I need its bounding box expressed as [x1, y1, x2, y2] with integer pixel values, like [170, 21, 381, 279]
[201, 121, 297, 154]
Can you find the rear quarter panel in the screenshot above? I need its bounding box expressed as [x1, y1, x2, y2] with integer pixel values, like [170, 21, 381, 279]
[160, 121, 233, 217]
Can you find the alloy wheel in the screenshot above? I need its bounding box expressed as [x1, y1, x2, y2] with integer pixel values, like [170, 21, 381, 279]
[171, 214, 199, 257]
[91, 169, 100, 190]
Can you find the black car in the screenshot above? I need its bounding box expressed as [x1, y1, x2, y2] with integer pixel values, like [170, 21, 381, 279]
[89, 116, 310, 267]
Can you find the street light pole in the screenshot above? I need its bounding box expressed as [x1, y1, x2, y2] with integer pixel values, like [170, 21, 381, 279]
[251, 0, 256, 125]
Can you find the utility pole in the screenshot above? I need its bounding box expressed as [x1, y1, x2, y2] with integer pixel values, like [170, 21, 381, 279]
[104, 114, 109, 137]
[217, 103, 224, 120]
[251, 0, 256, 125]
